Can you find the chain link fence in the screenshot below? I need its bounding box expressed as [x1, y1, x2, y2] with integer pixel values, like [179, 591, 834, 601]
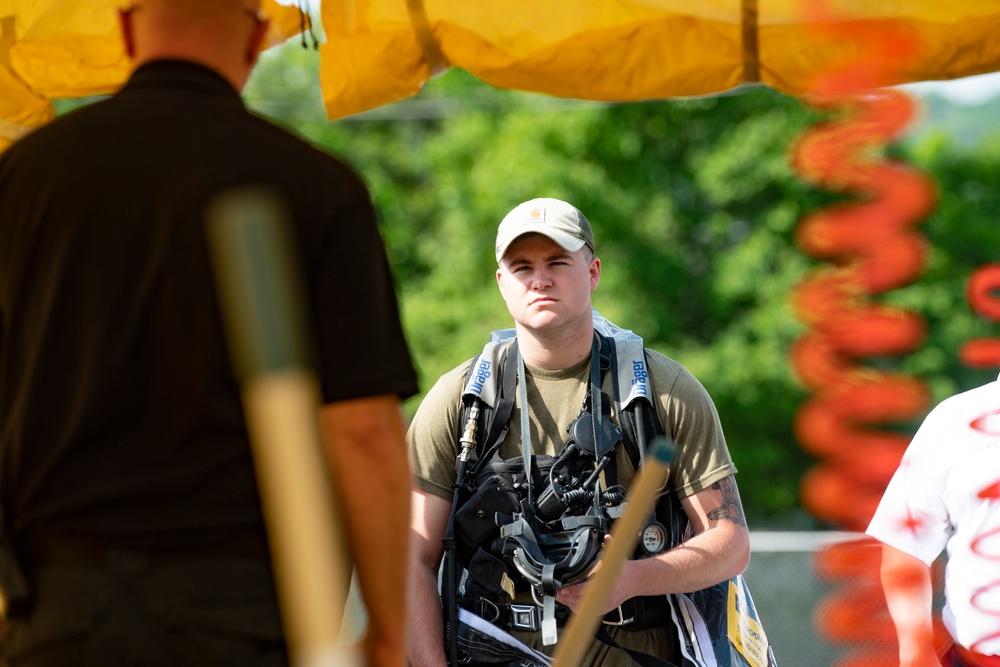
[744, 531, 937, 667]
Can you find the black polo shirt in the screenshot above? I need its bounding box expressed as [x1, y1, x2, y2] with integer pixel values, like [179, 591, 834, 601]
[0, 61, 418, 550]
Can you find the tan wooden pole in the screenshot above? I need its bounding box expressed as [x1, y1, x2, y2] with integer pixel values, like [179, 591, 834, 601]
[552, 437, 676, 667]
[205, 186, 358, 667]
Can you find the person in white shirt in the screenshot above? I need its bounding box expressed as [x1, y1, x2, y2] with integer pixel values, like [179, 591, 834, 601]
[867, 374, 1000, 667]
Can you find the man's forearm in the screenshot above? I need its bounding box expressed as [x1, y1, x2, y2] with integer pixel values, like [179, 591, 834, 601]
[321, 397, 411, 667]
[408, 490, 453, 667]
[556, 519, 750, 614]
[341, 444, 410, 667]
[629, 520, 751, 596]
[407, 561, 448, 667]
[879, 543, 938, 665]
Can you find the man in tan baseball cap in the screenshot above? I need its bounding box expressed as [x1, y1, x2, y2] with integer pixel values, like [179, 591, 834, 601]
[406, 197, 751, 667]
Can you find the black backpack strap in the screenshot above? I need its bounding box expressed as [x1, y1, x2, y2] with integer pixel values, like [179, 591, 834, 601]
[472, 340, 518, 471]
[443, 408, 477, 667]
[616, 349, 663, 472]
[599, 333, 657, 471]
[455, 341, 518, 478]
[447, 343, 516, 667]
[613, 349, 690, 546]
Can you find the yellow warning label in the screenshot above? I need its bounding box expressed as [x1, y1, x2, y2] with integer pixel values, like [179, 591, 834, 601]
[727, 579, 769, 667]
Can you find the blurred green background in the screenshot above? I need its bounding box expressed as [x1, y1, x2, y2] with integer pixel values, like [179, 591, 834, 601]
[59, 41, 1000, 530]
[241, 42, 1000, 529]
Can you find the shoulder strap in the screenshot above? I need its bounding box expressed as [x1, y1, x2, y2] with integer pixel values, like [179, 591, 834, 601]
[458, 326, 664, 473]
[457, 338, 517, 476]
[618, 355, 664, 470]
[479, 343, 518, 467]
[461, 339, 509, 408]
[597, 328, 661, 471]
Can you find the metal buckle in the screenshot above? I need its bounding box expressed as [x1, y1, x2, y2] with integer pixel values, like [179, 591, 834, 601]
[476, 598, 501, 624]
[602, 604, 635, 627]
[509, 603, 540, 631]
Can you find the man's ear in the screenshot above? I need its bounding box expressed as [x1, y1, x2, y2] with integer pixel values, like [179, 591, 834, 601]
[246, 18, 271, 66]
[118, 7, 136, 59]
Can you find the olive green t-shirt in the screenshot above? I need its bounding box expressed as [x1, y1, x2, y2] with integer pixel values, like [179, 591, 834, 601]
[408, 343, 735, 501]
[406, 338, 737, 665]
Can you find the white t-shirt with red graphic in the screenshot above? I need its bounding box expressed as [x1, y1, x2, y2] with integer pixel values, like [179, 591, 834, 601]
[867, 374, 1000, 655]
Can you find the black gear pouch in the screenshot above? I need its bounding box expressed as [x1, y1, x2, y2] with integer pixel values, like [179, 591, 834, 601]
[454, 456, 557, 566]
[466, 549, 521, 598]
[454, 474, 519, 565]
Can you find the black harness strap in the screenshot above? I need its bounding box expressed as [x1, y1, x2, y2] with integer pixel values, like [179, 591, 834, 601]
[472, 341, 519, 475]
[446, 332, 682, 667]
[444, 342, 518, 666]
[595, 335, 619, 487]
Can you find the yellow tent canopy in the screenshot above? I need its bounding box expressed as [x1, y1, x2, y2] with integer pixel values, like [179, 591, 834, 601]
[321, 0, 1000, 116]
[3, 0, 1000, 152]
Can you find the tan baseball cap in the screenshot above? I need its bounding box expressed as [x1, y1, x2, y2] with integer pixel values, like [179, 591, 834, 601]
[495, 198, 595, 262]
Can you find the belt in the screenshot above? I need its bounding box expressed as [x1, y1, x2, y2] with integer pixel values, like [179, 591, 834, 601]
[474, 595, 669, 633]
[604, 596, 671, 630]
[954, 645, 1000, 667]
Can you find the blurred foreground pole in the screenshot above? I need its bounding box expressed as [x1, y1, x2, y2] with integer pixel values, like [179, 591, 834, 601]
[206, 187, 357, 667]
[552, 437, 675, 667]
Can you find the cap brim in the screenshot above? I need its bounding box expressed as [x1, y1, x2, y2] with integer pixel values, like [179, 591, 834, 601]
[495, 229, 586, 262]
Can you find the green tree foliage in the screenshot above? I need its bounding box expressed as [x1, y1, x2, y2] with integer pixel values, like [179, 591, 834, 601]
[249, 45, 1000, 525]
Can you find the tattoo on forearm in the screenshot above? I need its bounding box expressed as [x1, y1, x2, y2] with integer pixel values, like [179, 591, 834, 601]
[706, 477, 748, 528]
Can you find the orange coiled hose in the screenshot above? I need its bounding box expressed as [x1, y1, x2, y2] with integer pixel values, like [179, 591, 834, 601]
[789, 7, 935, 663]
[959, 264, 1000, 368]
[790, 69, 934, 534]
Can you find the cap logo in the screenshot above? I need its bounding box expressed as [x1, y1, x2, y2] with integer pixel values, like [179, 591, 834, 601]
[528, 207, 544, 222]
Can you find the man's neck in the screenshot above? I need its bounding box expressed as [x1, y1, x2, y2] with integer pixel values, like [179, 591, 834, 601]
[132, 53, 246, 91]
[514, 319, 594, 371]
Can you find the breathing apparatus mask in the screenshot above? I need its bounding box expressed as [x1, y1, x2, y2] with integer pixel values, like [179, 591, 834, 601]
[534, 392, 627, 524]
[499, 389, 628, 643]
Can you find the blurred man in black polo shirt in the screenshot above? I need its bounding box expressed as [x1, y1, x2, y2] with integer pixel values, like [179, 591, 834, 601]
[0, 2, 418, 665]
